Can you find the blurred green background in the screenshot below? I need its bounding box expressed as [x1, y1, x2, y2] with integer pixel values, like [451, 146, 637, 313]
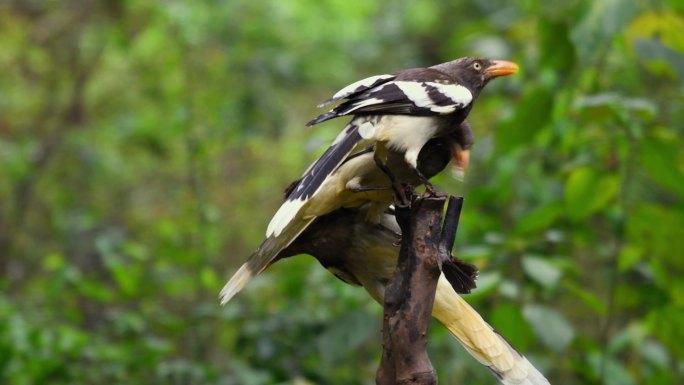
[1, 0, 683, 384]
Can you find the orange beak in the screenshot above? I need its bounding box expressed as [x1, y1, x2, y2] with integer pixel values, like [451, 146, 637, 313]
[485, 60, 519, 79]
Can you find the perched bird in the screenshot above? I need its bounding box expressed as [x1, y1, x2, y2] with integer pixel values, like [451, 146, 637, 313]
[275, 206, 550, 385]
[220, 123, 473, 305]
[269, 57, 517, 242]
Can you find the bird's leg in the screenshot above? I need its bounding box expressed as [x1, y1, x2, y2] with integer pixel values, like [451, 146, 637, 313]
[374, 144, 410, 206]
[414, 167, 440, 197]
[373, 143, 396, 183]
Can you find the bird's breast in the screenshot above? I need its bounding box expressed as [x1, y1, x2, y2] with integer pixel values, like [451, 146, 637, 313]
[374, 115, 442, 152]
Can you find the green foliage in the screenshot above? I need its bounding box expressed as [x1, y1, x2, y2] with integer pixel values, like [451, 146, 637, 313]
[1, 0, 683, 384]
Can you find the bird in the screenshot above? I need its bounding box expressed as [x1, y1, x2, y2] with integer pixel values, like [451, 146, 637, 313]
[220, 122, 473, 305]
[274, 205, 550, 385]
[268, 57, 517, 242]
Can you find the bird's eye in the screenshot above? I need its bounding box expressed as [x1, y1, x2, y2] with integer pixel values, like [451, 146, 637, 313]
[472, 62, 482, 71]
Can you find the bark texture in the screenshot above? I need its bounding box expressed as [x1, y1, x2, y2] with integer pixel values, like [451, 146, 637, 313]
[376, 196, 463, 385]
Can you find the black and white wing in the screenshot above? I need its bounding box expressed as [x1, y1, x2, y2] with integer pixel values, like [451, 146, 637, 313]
[220, 120, 373, 305]
[266, 118, 376, 238]
[317, 74, 396, 107]
[307, 68, 474, 127]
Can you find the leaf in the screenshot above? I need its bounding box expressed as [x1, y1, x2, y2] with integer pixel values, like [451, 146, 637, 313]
[638, 137, 684, 198]
[574, 93, 657, 121]
[523, 304, 575, 352]
[641, 341, 670, 369]
[564, 167, 619, 221]
[495, 86, 553, 153]
[623, 10, 684, 77]
[626, 11, 684, 54]
[521, 255, 562, 289]
[490, 303, 534, 351]
[200, 267, 220, 289]
[467, 272, 502, 301]
[316, 311, 375, 363]
[617, 244, 643, 272]
[628, 204, 684, 270]
[43, 252, 66, 271]
[587, 352, 637, 385]
[571, 0, 636, 60]
[538, 19, 576, 74]
[647, 305, 684, 360]
[564, 282, 608, 315]
[514, 202, 562, 234]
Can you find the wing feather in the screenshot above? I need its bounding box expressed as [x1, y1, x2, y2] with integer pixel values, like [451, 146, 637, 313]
[267, 120, 366, 237]
[317, 74, 396, 108]
[308, 80, 473, 126]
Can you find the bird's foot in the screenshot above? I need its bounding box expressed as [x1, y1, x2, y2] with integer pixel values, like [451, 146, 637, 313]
[392, 237, 402, 247]
[422, 182, 445, 198]
[392, 182, 418, 207]
[390, 182, 410, 207]
[414, 168, 443, 197]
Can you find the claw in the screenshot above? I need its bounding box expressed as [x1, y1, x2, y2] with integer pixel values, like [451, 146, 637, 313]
[424, 182, 438, 196]
[391, 181, 410, 207]
[392, 237, 402, 247]
[415, 169, 443, 197]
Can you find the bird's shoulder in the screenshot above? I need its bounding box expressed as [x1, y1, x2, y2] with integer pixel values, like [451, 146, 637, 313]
[394, 67, 455, 83]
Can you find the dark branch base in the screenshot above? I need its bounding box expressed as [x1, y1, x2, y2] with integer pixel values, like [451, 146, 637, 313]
[376, 196, 464, 385]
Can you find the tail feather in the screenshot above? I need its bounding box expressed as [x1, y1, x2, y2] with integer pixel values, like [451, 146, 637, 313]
[433, 276, 550, 385]
[442, 257, 478, 294]
[220, 217, 315, 305]
[306, 111, 338, 127]
[219, 263, 256, 305]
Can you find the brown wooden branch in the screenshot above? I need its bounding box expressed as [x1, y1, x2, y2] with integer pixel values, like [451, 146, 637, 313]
[273, 195, 466, 384]
[376, 195, 463, 385]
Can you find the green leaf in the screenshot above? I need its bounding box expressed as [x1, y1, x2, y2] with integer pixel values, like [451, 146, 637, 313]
[628, 203, 684, 272]
[638, 137, 684, 198]
[587, 352, 637, 385]
[521, 255, 562, 289]
[490, 303, 534, 351]
[564, 167, 619, 221]
[647, 305, 684, 360]
[514, 202, 562, 234]
[617, 244, 643, 272]
[571, 0, 637, 60]
[43, 252, 66, 271]
[574, 93, 657, 121]
[627, 11, 684, 54]
[538, 19, 576, 74]
[496, 86, 553, 153]
[523, 304, 575, 352]
[317, 311, 375, 363]
[467, 272, 501, 301]
[200, 267, 220, 289]
[564, 282, 608, 315]
[641, 341, 670, 369]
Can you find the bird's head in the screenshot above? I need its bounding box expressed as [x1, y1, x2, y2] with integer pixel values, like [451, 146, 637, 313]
[431, 57, 519, 97]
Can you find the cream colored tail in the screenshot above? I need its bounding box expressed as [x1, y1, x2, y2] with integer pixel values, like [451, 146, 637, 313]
[220, 217, 315, 305]
[433, 276, 550, 385]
